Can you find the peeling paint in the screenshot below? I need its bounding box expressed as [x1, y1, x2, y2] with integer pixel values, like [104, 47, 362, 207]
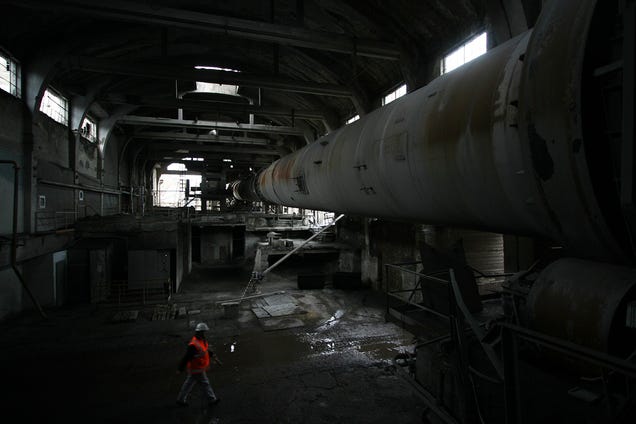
[527, 123, 554, 180]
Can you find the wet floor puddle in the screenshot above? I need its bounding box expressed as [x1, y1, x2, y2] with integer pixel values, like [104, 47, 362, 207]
[217, 328, 412, 369]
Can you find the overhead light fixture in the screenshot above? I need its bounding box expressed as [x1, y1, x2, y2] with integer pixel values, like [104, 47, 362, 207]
[222, 158, 232, 163]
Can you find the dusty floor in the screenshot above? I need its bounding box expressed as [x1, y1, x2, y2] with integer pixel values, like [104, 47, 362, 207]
[1, 264, 425, 423]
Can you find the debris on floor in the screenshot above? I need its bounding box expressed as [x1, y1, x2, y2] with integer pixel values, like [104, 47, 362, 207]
[151, 304, 176, 321]
[260, 316, 306, 331]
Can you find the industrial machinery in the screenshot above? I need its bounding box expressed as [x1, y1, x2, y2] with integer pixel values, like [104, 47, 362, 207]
[234, 0, 636, 422]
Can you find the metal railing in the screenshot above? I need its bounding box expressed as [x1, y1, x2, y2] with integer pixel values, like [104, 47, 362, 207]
[499, 323, 636, 424]
[385, 261, 451, 322]
[93, 278, 172, 308]
[386, 261, 636, 424]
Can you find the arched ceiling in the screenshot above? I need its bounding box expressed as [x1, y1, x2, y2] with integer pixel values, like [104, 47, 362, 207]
[0, 0, 487, 178]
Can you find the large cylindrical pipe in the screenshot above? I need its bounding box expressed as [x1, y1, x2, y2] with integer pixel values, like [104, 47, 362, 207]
[523, 258, 636, 357]
[234, 0, 626, 261]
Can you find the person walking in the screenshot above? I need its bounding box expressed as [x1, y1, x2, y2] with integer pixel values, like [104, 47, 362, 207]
[176, 322, 222, 407]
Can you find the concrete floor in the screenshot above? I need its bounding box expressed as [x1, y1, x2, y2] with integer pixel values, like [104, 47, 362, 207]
[1, 264, 425, 423]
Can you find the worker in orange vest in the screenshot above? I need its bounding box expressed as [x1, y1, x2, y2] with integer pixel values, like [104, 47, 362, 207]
[176, 322, 222, 407]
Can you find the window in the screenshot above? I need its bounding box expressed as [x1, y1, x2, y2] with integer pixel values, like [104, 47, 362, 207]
[80, 116, 97, 143]
[167, 163, 187, 171]
[156, 174, 202, 210]
[382, 84, 407, 106]
[346, 115, 359, 125]
[441, 32, 488, 74]
[0, 51, 20, 98]
[40, 88, 68, 125]
[194, 65, 241, 96]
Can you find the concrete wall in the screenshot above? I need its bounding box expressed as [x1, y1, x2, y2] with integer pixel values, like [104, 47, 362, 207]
[201, 228, 233, 265]
[175, 222, 191, 291]
[0, 91, 25, 235]
[128, 249, 171, 289]
[0, 267, 23, 320]
[103, 133, 123, 187]
[339, 218, 420, 290]
[22, 252, 55, 308]
[338, 249, 361, 273]
[33, 112, 70, 169]
[76, 137, 99, 179]
[36, 160, 75, 231]
[0, 85, 131, 321]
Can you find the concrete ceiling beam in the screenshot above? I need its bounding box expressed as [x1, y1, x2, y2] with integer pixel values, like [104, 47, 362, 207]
[143, 143, 280, 156]
[101, 95, 328, 121]
[65, 56, 354, 98]
[119, 115, 305, 137]
[9, 0, 400, 60]
[132, 131, 271, 146]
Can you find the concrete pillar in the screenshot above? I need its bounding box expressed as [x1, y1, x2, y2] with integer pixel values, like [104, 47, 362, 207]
[503, 235, 536, 272]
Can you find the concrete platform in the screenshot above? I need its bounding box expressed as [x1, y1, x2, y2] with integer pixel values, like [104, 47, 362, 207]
[0, 264, 424, 423]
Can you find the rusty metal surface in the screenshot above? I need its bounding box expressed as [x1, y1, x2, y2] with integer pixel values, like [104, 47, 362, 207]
[250, 34, 536, 222]
[525, 258, 636, 355]
[517, 0, 625, 261]
[236, 0, 626, 261]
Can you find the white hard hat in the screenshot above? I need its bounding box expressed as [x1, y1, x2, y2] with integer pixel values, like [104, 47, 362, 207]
[195, 322, 209, 332]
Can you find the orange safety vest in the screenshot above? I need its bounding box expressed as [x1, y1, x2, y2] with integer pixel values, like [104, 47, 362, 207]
[187, 336, 210, 374]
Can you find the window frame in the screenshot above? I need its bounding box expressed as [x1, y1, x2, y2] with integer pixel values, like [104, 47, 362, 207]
[0, 50, 21, 98]
[441, 31, 488, 75]
[80, 115, 98, 143]
[382, 84, 407, 106]
[39, 87, 69, 126]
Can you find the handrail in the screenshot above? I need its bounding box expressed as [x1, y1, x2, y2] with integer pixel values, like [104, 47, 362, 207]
[385, 263, 504, 380]
[387, 261, 636, 423]
[449, 269, 504, 380]
[498, 322, 636, 378]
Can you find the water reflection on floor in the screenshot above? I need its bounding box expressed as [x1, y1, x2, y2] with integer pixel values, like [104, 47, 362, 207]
[2, 267, 424, 424]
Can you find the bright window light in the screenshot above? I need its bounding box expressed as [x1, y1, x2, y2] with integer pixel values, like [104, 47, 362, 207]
[346, 115, 359, 125]
[80, 116, 97, 143]
[195, 65, 240, 73]
[382, 84, 407, 106]
[156, 174, 202, 210]
[441, 32, 488, 74]
[194, 65, 241, 96]
[40, 88, 68, 125]
[183, 157, 204, 161]
[0, 52, 20, 98]
[222, 158, 232, 163]
[167, 163, 187, 171]
[195, 81, 239, 95]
